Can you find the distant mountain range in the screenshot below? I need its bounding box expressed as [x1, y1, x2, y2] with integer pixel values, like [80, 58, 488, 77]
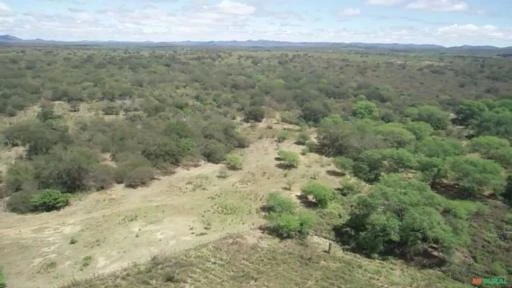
[1, 35, 512, 56]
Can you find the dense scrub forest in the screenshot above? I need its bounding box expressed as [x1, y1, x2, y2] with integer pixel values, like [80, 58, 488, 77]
[0, 47, 512, 286]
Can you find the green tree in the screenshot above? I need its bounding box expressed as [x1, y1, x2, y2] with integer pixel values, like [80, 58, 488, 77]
[353, 149, 418, 183]
[415, 137, 466, 159]
[343, 174, 470, 257]
[374, 123, 416, 148]
[405, 121, 434, 140]
[413, 105, 450, 130]
[476, 110, 512, 141]
[267, 211, 315, 239]
[454, 100, 488, 126]
[352, 100, 379, 119]
[334, 156, 353, 173]
[470, 136, 510, 157]
[442, 156, 506, 197]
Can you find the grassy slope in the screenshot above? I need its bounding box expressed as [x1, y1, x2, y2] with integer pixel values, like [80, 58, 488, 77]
[64, 234, 469, 288]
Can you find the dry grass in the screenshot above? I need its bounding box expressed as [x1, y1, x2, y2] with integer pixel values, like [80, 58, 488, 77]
[64, 233, 469, 288]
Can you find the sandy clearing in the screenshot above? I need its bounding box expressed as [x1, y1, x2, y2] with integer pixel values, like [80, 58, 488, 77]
[0, 138, 341, 288]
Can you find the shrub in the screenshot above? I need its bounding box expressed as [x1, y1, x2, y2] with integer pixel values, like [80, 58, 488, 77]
[374, 123, 416, 148]
[301, 182, 335, 208]
[266, 192, 296, 214]
[202, 140, 227, 164]
[277, 130, 289, 143]
[7, 191, 36, 214]
[5, 161, 36, 195]
[124, 166, 154, 188]
[277, 150, 299, 169]
[334, 156, 353, 173]
[225, 154, 242, 170]
[244, 106, 265, 122]
[31, 189, 70, 212]
[267, 211, 315, 239]
[489, 148, 512, 169]
[295, 131, 311, 145]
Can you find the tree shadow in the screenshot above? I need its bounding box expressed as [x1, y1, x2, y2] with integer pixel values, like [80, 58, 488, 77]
[326, 169, 345, 177]
[275, 163, 294, 170]
[296, 194, 317, 208]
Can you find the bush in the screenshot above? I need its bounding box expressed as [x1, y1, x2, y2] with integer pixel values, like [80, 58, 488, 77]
[244, 106, 265, 122]
[301, 182, 335, 208]
[5, 161, 36, 195]
[353, 148, 418, 183]
[266, 192, 296, 214]
[31, 189, 70, 212]
[225, 154, 242, 170]
[267, 211, 315, 239]
[276, 130, 289, 143]
[202, 140, 227, 164]
[295, 131, 311, 145]
[7, 191, 36, 214]
[334, 156, 353, 172]
[415, 137, 465, 159]
[124, 166, 154, 188]
[277, 150, 299, 169]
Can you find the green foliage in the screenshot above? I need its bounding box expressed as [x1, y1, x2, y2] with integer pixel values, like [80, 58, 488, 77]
[244, 106, 265, 122]
[342, 174, 472, 257]
[277, 150, 299, 169]
[405, 121, 434, 140]
[412, 105, 450, 130]
[334, 156, 353, 172]
[415, 137, 466, 159]
[301, 182, 335, 208]
[267, 211, 315, 239]
[225, 154, 243, 170]
[352, 101, 379, 119]
[476, 110, 512, 141]
[442, 156, 506, 197]
[353, 148, 418, 183]
[37, 101, 60, 122]
[504, 176, 512, 203]
[266, 192, 296, 214]
[489, 147, 512, 169]
[31, 189, 70, 212]
[374, 123, 416, 148]
[470, 136, 510, 157]
[454, 100, 488, 126]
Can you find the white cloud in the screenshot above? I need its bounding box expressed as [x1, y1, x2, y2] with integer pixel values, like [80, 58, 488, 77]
[338, 8, 361, 18]
[407, 0, 468, 12]
[366, 0, 405, 6]
[0, 2, 11, 15]
[437, 24, 512, 42]
[217, 0, 256, 16]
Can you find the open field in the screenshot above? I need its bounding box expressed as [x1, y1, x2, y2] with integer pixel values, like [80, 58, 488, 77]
[0, 134, 342, 288]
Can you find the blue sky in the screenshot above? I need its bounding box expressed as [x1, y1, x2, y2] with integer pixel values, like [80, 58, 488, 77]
[0, 0, 511, 46]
